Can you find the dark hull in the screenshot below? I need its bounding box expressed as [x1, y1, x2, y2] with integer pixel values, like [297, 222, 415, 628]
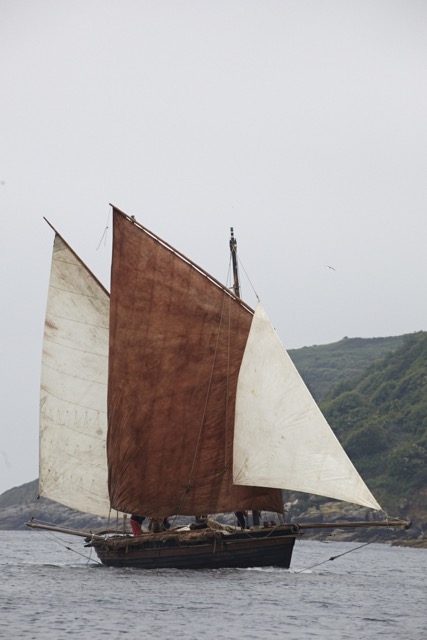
[90, 526, 298, 570]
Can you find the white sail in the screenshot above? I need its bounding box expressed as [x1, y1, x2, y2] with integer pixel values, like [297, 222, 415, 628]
[39, 234, 112, 517]
[233, 303, 381, 511]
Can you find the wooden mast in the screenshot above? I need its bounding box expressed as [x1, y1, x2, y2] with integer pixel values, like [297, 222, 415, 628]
[229, 227, 261, 528]
[229, 227, 240, 298]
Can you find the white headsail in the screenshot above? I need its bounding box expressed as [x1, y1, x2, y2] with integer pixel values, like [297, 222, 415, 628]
[233, 303, 381, 511]
[39, 234, 111, 517]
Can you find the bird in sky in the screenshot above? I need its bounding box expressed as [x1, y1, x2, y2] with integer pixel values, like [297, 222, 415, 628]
[325, 265, 336, 271]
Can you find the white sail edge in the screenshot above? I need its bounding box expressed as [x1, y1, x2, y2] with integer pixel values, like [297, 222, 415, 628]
[233, 303, 382, 512]
[39, 235, 113, 517]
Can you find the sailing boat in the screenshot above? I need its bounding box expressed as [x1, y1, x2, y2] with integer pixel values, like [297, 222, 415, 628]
[28, 206, 409, 569]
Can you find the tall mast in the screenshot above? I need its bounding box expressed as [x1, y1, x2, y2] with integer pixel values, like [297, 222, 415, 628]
[229, 227, 240, 298]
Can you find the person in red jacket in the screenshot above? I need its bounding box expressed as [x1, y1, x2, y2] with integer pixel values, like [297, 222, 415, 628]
[130, 514, 145, 536]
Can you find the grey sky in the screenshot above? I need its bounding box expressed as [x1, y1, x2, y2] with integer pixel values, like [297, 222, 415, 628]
[1, 0, 426, 494]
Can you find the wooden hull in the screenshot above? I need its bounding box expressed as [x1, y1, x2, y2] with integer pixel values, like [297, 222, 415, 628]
[89, 526, 298, 570]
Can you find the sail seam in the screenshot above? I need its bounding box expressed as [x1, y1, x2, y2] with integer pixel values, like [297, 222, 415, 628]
[41, 444, 107, 469]
[40, 414, 107, 440]
[41, 387, 107, 412]
[43, 338, 108, 359]
[48, 282, 108, 301]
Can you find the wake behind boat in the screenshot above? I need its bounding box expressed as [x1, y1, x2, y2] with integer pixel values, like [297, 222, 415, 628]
[27, 206, 409, 569]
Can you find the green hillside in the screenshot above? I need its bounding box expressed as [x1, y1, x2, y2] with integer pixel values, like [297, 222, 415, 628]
[321, 331, 427, 521]
[289, 335, 405, 404]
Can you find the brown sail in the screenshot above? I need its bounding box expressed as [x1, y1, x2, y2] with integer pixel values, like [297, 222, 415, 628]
[107, 207, 283, 517]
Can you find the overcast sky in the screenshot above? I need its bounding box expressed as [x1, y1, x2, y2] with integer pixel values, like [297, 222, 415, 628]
[1, 0, 426, 495]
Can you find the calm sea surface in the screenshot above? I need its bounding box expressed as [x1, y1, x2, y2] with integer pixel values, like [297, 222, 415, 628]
[0, 530, 425, 639]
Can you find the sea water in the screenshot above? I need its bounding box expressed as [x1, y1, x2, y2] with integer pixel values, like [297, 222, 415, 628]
[0, 530, 425, 639]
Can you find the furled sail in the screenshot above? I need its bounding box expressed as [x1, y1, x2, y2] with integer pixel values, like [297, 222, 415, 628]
[233, 304, 381, 511]
[39, 232, 112, 517]
[107, 208, 283, 517]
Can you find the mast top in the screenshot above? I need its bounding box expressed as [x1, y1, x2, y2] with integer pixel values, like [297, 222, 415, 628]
[229, 227, 240, 298]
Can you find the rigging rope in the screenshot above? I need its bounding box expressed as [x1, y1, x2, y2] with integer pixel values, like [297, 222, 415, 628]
[236, 254, 260, 302]
[31, 527, 103, 566]
[96, 209, 111, 250]
[295, 540, 374, 573]
[63, 544, 103, 565]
